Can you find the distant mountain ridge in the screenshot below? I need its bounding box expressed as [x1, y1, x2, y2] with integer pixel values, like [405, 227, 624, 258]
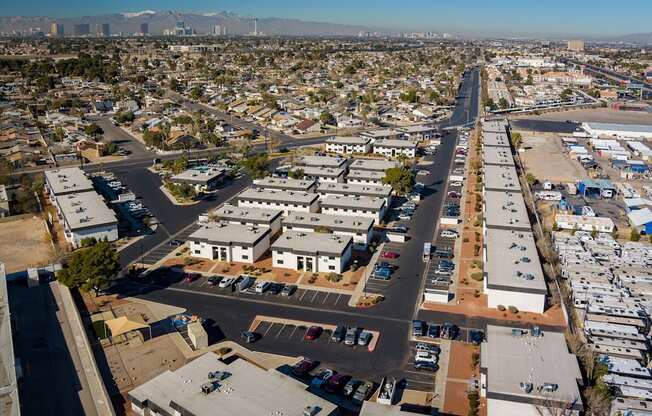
[611, 32, 652, 44]
[0, 10, 389, 36]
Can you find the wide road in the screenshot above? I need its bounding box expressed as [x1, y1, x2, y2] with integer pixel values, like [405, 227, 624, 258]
[123, 68, 483, 382]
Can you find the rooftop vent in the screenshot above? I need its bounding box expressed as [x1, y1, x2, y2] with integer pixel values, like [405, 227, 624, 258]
[511, 328, 527, 337]
[532, 326, 543, 337]
[540, 383, 559, 393]
[519, 382, 533, 394]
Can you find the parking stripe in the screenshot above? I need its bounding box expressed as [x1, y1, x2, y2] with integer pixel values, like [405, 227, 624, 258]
[298, 289, 308, 301]
[262, 323, 274, 337]
[288, 326, 298, 339]
[322, 292, 331, 304]
[310, 291, 319, 302]
[334, 294, 342, 305]
[274, 324, 286, 338]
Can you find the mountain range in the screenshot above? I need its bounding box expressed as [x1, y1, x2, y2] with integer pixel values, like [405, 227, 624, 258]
[0, 10, 390, 36]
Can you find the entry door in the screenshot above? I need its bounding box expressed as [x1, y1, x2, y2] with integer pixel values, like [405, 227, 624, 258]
[297, 256, 305, 271]
[219, 247, 228, 261]
[306, 257, 314, 272]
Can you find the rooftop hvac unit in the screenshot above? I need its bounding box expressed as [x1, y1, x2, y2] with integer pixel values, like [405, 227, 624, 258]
[303, 406, 321, 416]
[540, 383, 559, 393]
[519, 382, 533, 393]
[201, 382, 217, 395]
[511, 328, 527, 337]
[532, 326, 543, 337]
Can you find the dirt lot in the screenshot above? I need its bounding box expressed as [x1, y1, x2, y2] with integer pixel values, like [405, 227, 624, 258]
[510, 107, 652, 124]
[0, 215, 55, 273]
[518, 134, 586, 183]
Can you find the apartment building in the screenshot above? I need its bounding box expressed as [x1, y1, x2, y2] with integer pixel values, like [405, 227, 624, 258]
[210, 205, 283, 235]
[44, 167, 94, 198]
[325, 136, 372, 154]
[252, 177, 317, 193]
[317, 182, 393, 204]
[397, 125, 439, 141]
[347, 169, 386, 186]
[320, 195, 387, 222]
[297, 155, 348, 169]
[54, 191, 119, 248]
[373, 139, 417, 158]
[170, 167, 227, 193]
[282, 212, 374, 249]
[188, 222, 271, 264]
[348, 158, 399, 173]
[294, 166, 346, 183]
[272, 230, 353, 274]
[236, 188, 320, 215]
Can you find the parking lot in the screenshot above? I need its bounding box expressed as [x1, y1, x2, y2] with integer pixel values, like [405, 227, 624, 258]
[139, 223, 202, 265]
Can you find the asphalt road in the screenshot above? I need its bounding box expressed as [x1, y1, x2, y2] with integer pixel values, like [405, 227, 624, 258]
[117, 68, 484, 388]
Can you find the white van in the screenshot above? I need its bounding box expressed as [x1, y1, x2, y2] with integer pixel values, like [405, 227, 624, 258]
[535, 191, 562, 201]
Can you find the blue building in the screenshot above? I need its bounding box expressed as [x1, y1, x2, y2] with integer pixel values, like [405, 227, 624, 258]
[577, 179, 616, 198]
[628, 209, 652, 235]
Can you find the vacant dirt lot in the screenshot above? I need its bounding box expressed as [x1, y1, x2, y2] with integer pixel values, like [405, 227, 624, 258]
[518, 134, 586, 183]
[511, 107, 652, 124]
[0, 215, 54, 273]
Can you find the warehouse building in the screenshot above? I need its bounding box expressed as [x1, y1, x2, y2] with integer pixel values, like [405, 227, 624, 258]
[272, 230, 353, 273]
[484, 228, 547, 313]
[236, 188, 320, 215]
[325, 136, 372, 154]
[483, 190, 531, 232]
[480, 325, 583, 416]
[188, 222, 271, 264]
[483, 146, 515, 166]
[483, 164, 521, 193]
[209, 205, 283, 235]
[129, 353, 337, 416]
[282, 212, 374, 249]
[252, 177, 317, 193]
[320, 195, 387, 222]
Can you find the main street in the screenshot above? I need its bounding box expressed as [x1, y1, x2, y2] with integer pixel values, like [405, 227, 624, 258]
[119, 68, 483, 384]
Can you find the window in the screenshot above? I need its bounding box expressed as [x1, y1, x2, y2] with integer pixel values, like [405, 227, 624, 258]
[328, 256, 335, 260]
[276, 259, 284, 265]
[328, 265, 335, 270]
[242, 255, 249, 260]
[194, 250, 201, 255]
[277, 251, 284, 254]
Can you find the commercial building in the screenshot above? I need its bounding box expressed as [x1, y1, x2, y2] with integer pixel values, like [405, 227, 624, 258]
[0, 262, 20, 416]
[54, 191, 119, 248]
[272, 230, 353, 273]
[252, 177, 317, 193]
[567, 39, 585, 52]
[210, 205, 283, 235]
[129, 353, 337, 416]
[484, 228, 547, 313]
[480, 325, 583, 416]
[170, 168, 226, 193]
[0, 185, 9, 217]
[483, 145, 515, 167]
[44, 167, 95, 198]
[627, 208, 652, 235]
[140, 23, 149, 35]
[325, 136, 372, 154]
[483, 130, 511, 148]
[188, 222, 271, 263]
[283, 212, 374, 249]
[582, 122, 652, 141]
[317, 182, 393, 204]
[96, 23, 110, 37]
[236, 188, 319, 214]
[347, 169, 386, 185]
[320, 195, 387, 222]
[73, 23, 90, 36]
[348, 158, 399, 172]
[50, 22, 64, 37]
[294, 166, 346, 183]
[483, 190, 531, 232]
[297, 155, 348, 169]
[373, 139, 418, 158]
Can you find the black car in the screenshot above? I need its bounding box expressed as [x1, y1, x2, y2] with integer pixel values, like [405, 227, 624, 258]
[442, 323, 459, 340]
[427, 323, 441, 338]
[169, 239, 184, 246]
[412, 320, 425, 337]
[268, 283, 285, 295]
[469, 330, 484, 345]
[435, 247, 454, 258]
[331, 325, 346, 342]
[414, 361, 439, 372]
[207, 275, 222, 286]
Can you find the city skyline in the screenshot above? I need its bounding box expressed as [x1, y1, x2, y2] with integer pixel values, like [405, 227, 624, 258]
[1, 0, 651, 37]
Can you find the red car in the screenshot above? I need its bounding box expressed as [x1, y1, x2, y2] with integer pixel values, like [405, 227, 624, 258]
[184, 273, 199, 283]
[381, 251, 399, 259]
[292, 358, 318, 376]
[325, 374, 352, 393]
[304, 326, 323, 341]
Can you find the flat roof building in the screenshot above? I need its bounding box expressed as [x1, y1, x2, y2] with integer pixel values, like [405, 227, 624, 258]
[317, 182, 392, 203]
[554, 214, 616, 233]
[236, 188, 320, 215]
[483, 119, 509, 134]
[294, 166, 346, 183]
[297, 155, 348, 169]
[484, 190, 531, 232]
[480, 325, 583, 416]
[55, 191, 118, 248]
[325, 136, 372, 155]
[582, 122, 652, 140]
[170, 168, 226, 193]
[252, 177, 317, 193]
[320, 195, 387, 222]
[483, 164, 521, 193]
[210, 205, 283, 235]
[283, 212, 374, 248]
[0, 262, 20, 416]
[188, 222, 271, 264]
[483, 146, 515, 166]
[348, 158, 399, 172]
[484, 228, 547, 313]
[373, 139, 417, 158]
[129, 353, 337, 416]
[272, 230, 353, 274]
[44, 167, 94, 197]
[483, 131, 511, 148]
[347, 169, 386, 185]
[397, 125, 439, 140]
[360, 128, 403, 141]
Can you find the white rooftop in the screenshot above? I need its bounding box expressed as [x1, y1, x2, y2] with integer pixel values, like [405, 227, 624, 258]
[272, 230, 352, 256]
[374, 139, 417, 149]
[348, 158, 399, 172]
[484, 164, 521, 192]
[484, 190, 531, 231]
[56, 191, 117, 231]
[326, 136, 371, 145]
[283, 212, 374, 233]
[45, 167, 94, 195]
[297, 155, 348, 168]
[237, 188, 319, 205]
[189, 222, 271, 246]
[252, 177, 316, 192]
[213, 205, 282, 225]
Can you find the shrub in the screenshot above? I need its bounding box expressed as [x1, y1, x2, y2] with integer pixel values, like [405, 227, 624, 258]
[463, 237, 470, 243]
[308, 275, 317, 284]
[217, 347, 232, 356]
[473, 244, 481, 256]
[327, 273, 342, 283]
[630, 229, 641, 242]
[508, 306, 519, 314]
[497, 305, 506, 311]
[471, 272, 484, 281]
[351, 263, 359, 272]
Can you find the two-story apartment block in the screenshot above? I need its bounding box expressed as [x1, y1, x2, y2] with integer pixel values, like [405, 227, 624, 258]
[320, 195, 387, 222]
[188, 222, 271, 264]
[236, 188, 320, 215]
[282, 212, 374, 249]
[325, 136, 372, 155]
[210, 205, 283, 235]
[373, 139, 417, 158]
[272, 230, 353, 274]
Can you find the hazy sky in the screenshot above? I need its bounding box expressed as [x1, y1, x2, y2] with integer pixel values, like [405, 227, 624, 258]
[2, 0, 651, 36]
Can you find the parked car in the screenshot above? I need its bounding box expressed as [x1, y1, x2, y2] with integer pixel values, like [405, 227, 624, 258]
[281, 284, 297, 296]
[358, 331, 373, 346]
[389, 226, 408, 233]
[352, 381, 374, 404]
[373, 267, 393, 280]
[427, 323, 441, 339]
[331, 325, 346, 343]
[415, 351, 438, 364]
[169, 239, 184, 246]
[447, 191, 461, 198]
[450, 181, 463, 187]
[219, 277, 235, 288]
[207, 275, 222, 286]
[412, 320, 425, 337]
[416, 343, 441, 355]
[440, 230, 459, 239]
[435, 247, 454, 258]
[441, 323, 459, 340]
[414, 361, 439, 372]
[311, 369, 336, 388]
[240, 331, 257, 343]
[344, 379, 361, 397]
[184, 273, 199, 283]
[376, 261, 395, 270]
[417, 170, 431, 176]
[292, 359, 318, 377]
[236, 275, 254, 292]
[381, 251, 400, 259]
[325, 374, 351, 393]
[268, 283, 284, 295]
[304, 326, 323, 341]
[254, 280, 271, 293]
[469, 330, 484, 345]
[345, 327, 359, 345]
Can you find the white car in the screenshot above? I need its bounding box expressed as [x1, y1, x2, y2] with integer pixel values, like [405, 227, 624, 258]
[254, 280, 271, 293]
[219, 277, 235, 288]
[417, 170, 431, 176]
[441, 230, 459, 239]
[450, 181, 463, 187]
[415, 351, 438, 364]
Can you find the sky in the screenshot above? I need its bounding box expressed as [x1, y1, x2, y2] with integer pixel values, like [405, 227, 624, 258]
[1, 0, 651, 37]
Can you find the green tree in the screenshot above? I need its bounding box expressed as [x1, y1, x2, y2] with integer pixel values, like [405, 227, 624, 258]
[510, 132, 522, 148]
[498, 97, 509, 109]
[114, 111, 135, 124]
[319, 111, 335, 125]
[288, 168, 305, 179]
[172, 156, 189, 174]
[56, 240, 120, 294]
[400, 89, 418, 103]
[84, 123, 104, 137]
[525, 173, 537, 186]
[168, 78, 180, 92]
[53, 126, 66, 142]
[239, 154, 269, 179]
[382, 167, 414, 195]
[189, 85, 204, 101]
[630, 229, 641, 242]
